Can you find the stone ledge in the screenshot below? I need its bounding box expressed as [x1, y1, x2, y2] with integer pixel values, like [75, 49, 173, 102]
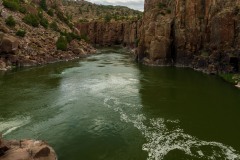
[0, 138, 57, 160]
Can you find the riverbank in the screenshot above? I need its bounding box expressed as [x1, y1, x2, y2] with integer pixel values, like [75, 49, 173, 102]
[0, 0, 97, 72]
[0, 39, 96, 71]
[131, 48, 240, 89]
[0, 137, 57, 160]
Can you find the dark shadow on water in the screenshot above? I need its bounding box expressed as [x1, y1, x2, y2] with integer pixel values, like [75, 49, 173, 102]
[139, 65, 240, 151]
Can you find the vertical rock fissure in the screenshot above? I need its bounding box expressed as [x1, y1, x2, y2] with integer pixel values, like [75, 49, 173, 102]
[169, 19, 177, 64]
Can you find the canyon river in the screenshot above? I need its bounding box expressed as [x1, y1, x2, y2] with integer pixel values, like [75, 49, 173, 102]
[0, 47, 240, 160]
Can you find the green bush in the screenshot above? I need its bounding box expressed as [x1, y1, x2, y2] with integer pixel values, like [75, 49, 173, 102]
[166, 8, 171, 14]
[3, 0, 19, 11]
[104, 15, 111, 22]
[47, 9, 54, 17]
[40, 0, 47, 11]
[61, 32, 81, 43]
[40, 18, 49, 28]
[5, 16, 16, 27]
[80, 34, 89, 42]
[56, 10, 70, 25]
[50, 21, 59, 31]
[19, 6, 27, 14]
[23, 14, 39, 27]
[16, 29, 26, 37]
[38, 10, 43, 19]
[56, 36, 68, 51]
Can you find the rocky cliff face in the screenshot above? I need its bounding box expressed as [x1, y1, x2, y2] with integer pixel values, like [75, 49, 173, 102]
[137, 0, 240, 73]
[0, 0, 96, 71]
[76, 21, 142, 47]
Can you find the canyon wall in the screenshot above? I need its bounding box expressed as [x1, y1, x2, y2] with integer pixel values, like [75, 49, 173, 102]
[76, 21, 142, 47]
[137, 0, 240, 73]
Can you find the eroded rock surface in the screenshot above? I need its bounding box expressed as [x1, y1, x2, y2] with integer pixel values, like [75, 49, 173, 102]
[76, 21, 142, 47]
[0, 138, 57, 160]
[137, 0, 240, 73]
[0, 33, 19, 54]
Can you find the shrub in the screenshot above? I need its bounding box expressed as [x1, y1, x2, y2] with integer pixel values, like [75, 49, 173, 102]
[40, 0, 47, 11]
[47, 9, 54, 17]
[3, 0, 19, 11]
[104, 15, 111, 22]
[56, 10, 70, 25]
[166, 8, 171, 14]
[56, 36, 68, 51]
[40, 17, 49, 28]
[158, 3, 167, 9]
[79, 19, 88, 23]
[5, 16, 16, 27]
[61, 32, 81, 43]
[16, 29, 26, 37]
[50, 21, 59, 31]
[19, 6, 27, 14]
[23, 14, 39, 27]
[80, 34, 89, 42]
[38, 10, 43, 19]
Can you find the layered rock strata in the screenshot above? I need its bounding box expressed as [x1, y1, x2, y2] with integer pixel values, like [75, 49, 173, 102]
[76, 21, 142, 47]
[137, 0, 240, 73]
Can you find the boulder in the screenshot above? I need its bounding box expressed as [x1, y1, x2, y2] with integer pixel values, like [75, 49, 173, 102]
[0, 139, 57, 160]
[236, 82, 240, 89]
[0, 34, 19, 54]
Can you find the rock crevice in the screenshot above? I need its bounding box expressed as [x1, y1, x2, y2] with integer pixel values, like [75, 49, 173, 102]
[137, 0, 240, 73]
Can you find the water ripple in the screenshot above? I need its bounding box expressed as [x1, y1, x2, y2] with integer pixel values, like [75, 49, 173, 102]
[104, 97, 240, 160]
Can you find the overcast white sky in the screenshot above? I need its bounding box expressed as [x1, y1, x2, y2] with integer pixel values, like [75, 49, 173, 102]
[86, 0, 144, 11]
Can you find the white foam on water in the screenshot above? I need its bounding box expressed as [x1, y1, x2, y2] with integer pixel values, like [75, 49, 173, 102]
[104, 97, 240, 160]
[0, 116, 30, 137]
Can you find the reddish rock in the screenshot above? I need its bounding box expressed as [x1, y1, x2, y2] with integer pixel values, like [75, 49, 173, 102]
[76, 21, 141, 47]
[0, 34, 19, 53]
[0, 139, 57, 160]
[136, 0, 240, 72]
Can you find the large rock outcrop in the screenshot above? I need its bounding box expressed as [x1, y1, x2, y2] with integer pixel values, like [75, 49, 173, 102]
[137, 0, 240, 73]
[0, 33, 19, 54]
[76, 21, 142, 47]
[0, 138, 57, 160]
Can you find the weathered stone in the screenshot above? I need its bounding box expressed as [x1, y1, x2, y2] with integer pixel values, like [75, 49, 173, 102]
[0, 34, 19, 53]
[236, 82, 240, 88]
[0, 139, 57, 160]
[33, 146, 50, 158]
[76, 21, 141, 47]
[136, 0, 240, 73]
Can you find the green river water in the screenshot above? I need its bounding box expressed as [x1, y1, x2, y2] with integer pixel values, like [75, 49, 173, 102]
[0, 47, 240, 160]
